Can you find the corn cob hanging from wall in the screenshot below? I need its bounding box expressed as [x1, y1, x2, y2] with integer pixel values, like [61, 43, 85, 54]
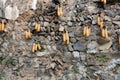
[101, 26, 108, 39]
[98, 13, 102, 26]
[63, 30, 69, 45]
[35, 22, 40, 32]
[57, 4, 63, 17]
[0, 21, 5, 32]
[25, 29, 31, 39]
[83, 26, 91, 37]
[32, 43, 41, 53]
[1, 21, 4, 31]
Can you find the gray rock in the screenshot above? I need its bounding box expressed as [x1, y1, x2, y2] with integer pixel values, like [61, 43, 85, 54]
[80, 54, 86, 61]
[68, 44, 74, 51]
[34, 63, 39, 68]
[87, 41, 97, 50]
[115, 74, 120, 80]
[101, 74, 110, 80]
[67, 21, 73, 26]
[50, 32, 55, 36]
[113, 15, 120, 21]
[69, 32, 74, 38]
[73, 41, 86, 51]
[36, 52, 47, 57]
[108, 10, 116, 18]
[113, 21, 120, 27]
[0, 9, 3, 17]
[70, 38, 76, 43]
[92, 19, 96, 25]
[99, 40, 112, 51]
[61, 22, 66, 26]
[59, 26, 64, 32]
[104, 16, 111, 21]
[65, 52, 72, 57]
[19, 41, 25, 46]
[44, 22, 49, 27]
[87, 49, 98, 54]
[72, 51, 80, 58]
[79, 17, 84, 22]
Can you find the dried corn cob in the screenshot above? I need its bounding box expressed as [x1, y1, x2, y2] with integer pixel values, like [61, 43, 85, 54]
[86, 27, 91, 37]
[65, 31, 69, 44]
[98, 14, 101, 26]
[37, 43, 41, 50]
[83, 26, 87, 36]
[36, 23, 40, 32]
[32, 43, 36, 53]
[1, 21, 4, 31]
[104, 27, 108, 39]
[28, 30, 31, 39]
[57, 5, 62, 17]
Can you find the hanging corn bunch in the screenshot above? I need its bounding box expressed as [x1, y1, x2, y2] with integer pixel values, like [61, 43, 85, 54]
[32, 43, 41, 53]
[63, 30, 69, 44]
[0, 21, 4, 32]
[83, 26, 91, 37]
[25, 29, 31, 39]
[101, 26, 108, 39]
[98, 14, 102, 26]
[57, 5, 63, 17]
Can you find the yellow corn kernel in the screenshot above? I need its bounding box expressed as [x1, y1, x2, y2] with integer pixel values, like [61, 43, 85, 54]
[1, 21, 4, 31]
[37, 43, 41, 50]
[83, 27, 87, 36]
[65, 31, 69, 44]
[104, 28, 108, 39]
[57, 6, 62, 17]
[119, 36, 120, 45]
[32, 43, 36, 53]
[63, 32, 66, 42]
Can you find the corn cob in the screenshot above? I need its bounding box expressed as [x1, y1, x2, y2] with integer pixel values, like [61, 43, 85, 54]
[37, 43, 41, 50]
[32, 43, 36, 53]
[57, 5, 62, 17]
[65, 31, 69, 44]
[104, 27, 108, 39]
[1, 21, 4, 31]
[83, 26, 87, 36]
